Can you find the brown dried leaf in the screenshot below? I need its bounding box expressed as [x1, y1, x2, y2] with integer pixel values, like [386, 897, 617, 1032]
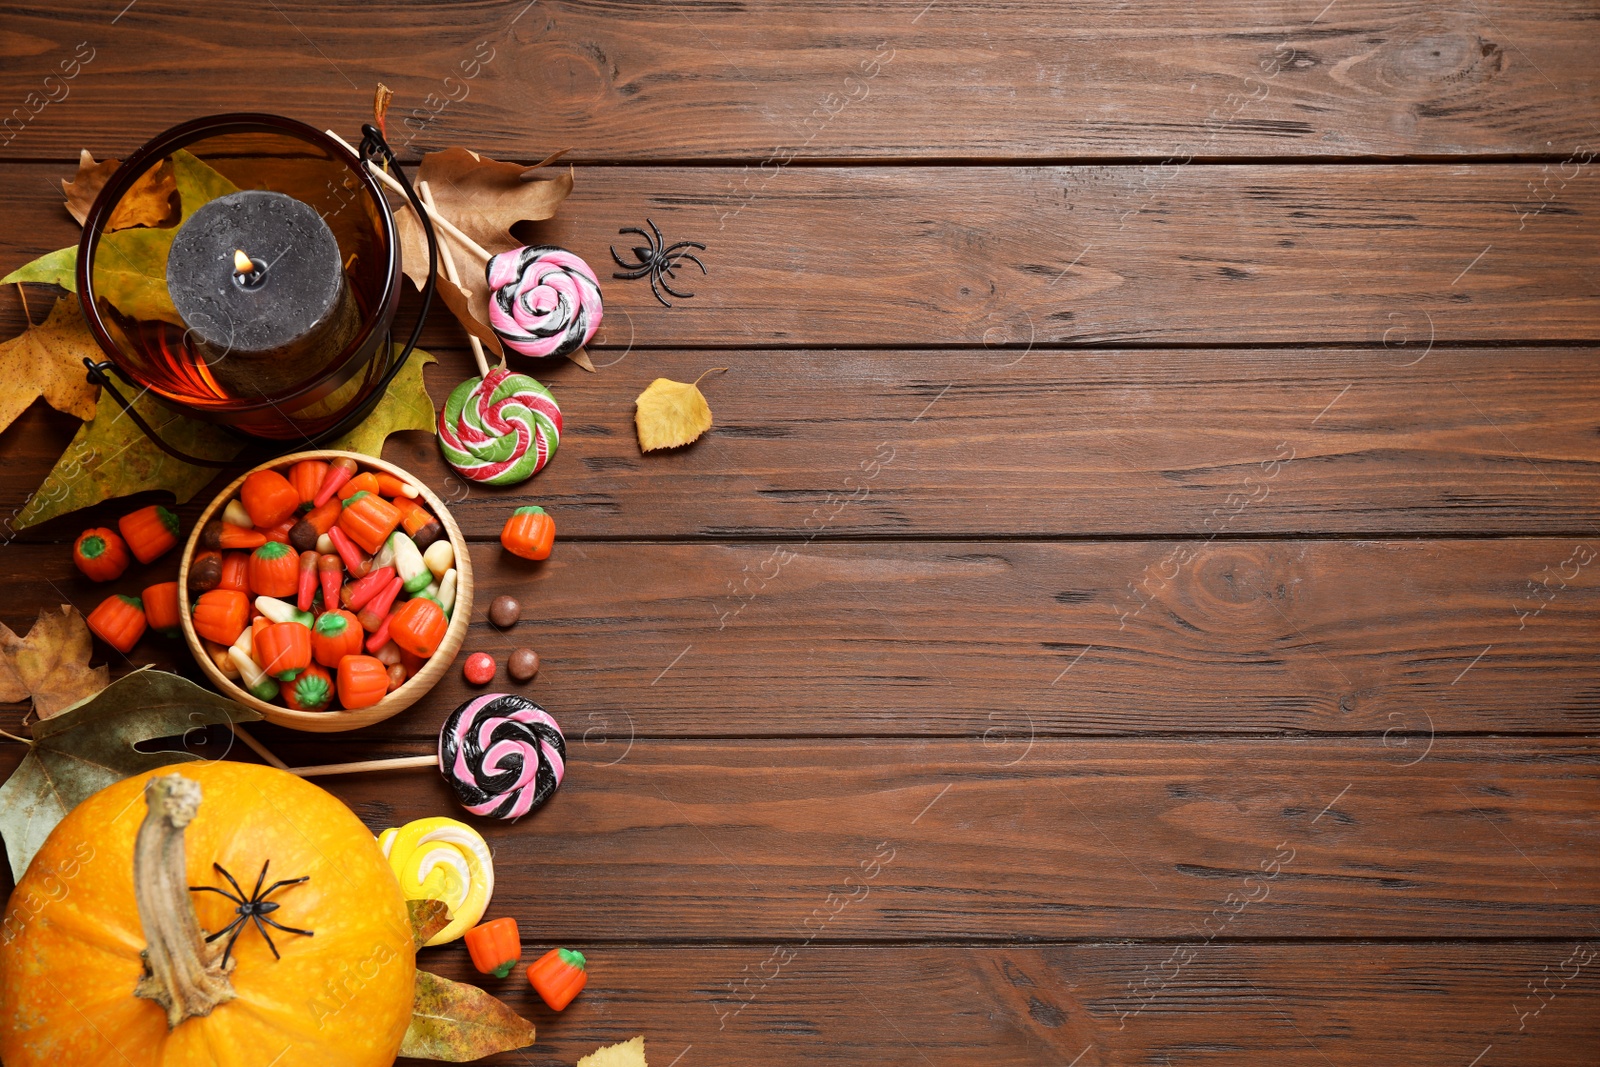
[374, 82, 395, 140]
[0, 295, 102, 435]
[407, 898, 452, 950]
[399, 970, 536, 1061]
[0, 641, 25, 704]
[433, 273, 505, 359]
[520, 147, 572, 176]
[0, 605, 110, 719]
[62, 150, 176, 230]
[395, 147, 573, 286]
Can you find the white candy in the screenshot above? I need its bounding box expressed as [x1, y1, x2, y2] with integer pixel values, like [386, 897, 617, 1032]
[439, 568, 458, 615]
[391, 532, 430, 593]
[371, 535, 397, 572]
[229, 646, 268, 689]
[423, 539, 454, 580]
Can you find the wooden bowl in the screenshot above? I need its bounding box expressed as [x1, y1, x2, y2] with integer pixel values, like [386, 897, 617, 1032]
[177, 450, 474, 732]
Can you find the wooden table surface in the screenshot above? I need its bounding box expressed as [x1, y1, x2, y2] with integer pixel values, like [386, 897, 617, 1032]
[2, 2, 1599, 1063]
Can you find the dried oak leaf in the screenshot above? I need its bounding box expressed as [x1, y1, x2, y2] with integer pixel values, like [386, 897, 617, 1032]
[432, 274, 505, 359]
[634, 369, 726, 451]
[579, 1037, 649, 1067]
[394, 146, 573, 290]
[0, 667, 261, 880]
[399, 970, 536, 1062]
[61, 150, 177, 230]
[0, 295, 102, 435]
[0, 604, 109, 720]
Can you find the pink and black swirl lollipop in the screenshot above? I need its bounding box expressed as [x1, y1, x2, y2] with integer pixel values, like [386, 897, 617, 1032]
[485, 246, 603, 359]
[439, 694, 567, 821]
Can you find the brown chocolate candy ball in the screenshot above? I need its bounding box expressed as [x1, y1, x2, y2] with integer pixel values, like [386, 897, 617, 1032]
[489, 595, 521, 629]
[288, 518, 319, 553]
[508, 647, 540, 682]
[187, 554, 221, 593]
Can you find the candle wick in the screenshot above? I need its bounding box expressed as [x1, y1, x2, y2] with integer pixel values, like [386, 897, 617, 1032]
[232, 249, 267, 290]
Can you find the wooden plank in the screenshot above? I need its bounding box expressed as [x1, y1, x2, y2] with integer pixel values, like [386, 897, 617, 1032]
[3, 161, 1599, 351]
[2, 537, 1597, 738]
[9, 737, 1579, 941]
[8, 343, 1600, 542]
[391, 943, 1600, 1066]
[6, 345, 1600, 544]
[2, 2, 1597, 162]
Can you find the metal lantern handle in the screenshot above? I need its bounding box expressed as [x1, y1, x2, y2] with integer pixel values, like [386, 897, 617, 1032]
[82, 124, 439, 469]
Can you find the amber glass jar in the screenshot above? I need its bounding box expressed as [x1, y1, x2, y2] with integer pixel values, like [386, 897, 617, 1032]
[77, 114, 403, 440]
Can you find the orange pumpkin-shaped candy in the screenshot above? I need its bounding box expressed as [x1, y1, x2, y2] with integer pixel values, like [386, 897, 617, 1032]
[0, 762, 415, 1066]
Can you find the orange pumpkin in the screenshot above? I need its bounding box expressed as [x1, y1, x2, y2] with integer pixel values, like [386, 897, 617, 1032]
[0, 763, 415, 1066]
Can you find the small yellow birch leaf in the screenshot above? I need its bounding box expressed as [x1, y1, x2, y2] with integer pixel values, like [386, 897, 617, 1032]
[579, 1036, 648, 1066]
[634, 369, 726, 452]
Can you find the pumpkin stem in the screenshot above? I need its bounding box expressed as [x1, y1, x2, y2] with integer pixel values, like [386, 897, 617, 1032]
[132, 773, 237, 1028]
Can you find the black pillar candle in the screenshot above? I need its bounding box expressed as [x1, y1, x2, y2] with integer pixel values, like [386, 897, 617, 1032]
[166, 190, 359, 398]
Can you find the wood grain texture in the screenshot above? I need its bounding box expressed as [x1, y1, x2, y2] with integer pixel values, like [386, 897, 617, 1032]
[0, 2, 1596, 1061]
[1, 1, 1597, 162]
[2, 537, 1596, 738]
[391, 943, 1600, 1066]
[7, 345, 1600, 543]
[4, 345, 1600, 544]
[11, 737, 1576, 942]
[3, 161, 1599, 351]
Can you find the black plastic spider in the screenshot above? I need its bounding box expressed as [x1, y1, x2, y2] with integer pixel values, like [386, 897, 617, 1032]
[610, 218, 707, 307]
[190, 860, 313, 964]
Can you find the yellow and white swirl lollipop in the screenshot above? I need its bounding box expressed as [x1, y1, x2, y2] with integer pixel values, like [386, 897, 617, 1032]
[377, 817, 494, 946]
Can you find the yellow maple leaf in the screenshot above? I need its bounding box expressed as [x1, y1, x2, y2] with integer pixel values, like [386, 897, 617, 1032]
[0, 296, 101, 435]
[634, 369, 726, 452]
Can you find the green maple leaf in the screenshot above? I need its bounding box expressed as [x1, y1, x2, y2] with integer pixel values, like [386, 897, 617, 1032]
[0, 668, 261, 880]
[400, 971, 537, 1062]
[326, 348, 438, 456]
[14, 381, 242, 529]
[16, 345, 436, 529]
[1, 246, 78, 291]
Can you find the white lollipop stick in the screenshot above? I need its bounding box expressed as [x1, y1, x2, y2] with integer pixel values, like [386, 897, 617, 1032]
[322, 130, 493, 261]
[421, 179, 491, 378]
[290, 754, 439, 778]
